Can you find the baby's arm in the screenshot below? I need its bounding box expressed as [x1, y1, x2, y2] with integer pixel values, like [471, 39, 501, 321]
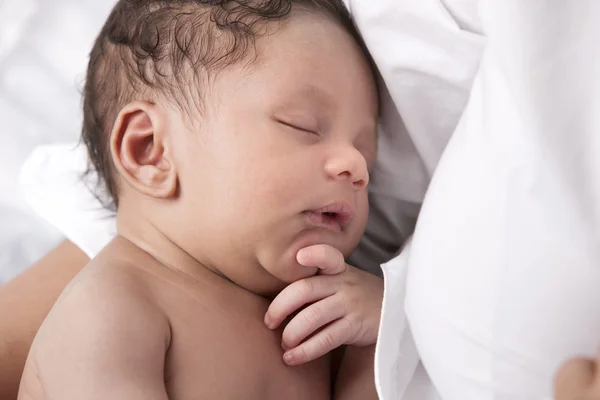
[333, 345, 378, 400]
[19, 267, 170, 400]
[0, 240, 89, 400]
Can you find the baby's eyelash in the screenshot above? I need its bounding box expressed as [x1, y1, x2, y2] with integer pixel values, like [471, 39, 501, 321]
[277, 120, 319, 136]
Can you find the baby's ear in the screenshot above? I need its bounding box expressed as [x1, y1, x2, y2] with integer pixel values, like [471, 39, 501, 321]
[110, 101, 177, 200]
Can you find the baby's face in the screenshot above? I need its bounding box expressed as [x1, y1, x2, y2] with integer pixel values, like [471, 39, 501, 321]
[167, 13, 378, 295]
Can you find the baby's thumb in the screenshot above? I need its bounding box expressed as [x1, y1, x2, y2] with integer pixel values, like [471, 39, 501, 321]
[296, 244, 347, 275]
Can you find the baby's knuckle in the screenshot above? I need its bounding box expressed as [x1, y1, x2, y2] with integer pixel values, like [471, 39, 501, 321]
[319, 332, 337, 350]
[337, 295, 350, 315]
[339, 291, 357, 308]
[340, 274, 356, 287]
[297, 346, 310, 362]
[343, 319, 360, 342]
[343, 316, 357, 333]
[304, 306, 321, 325]
[297, 279, 314, 297]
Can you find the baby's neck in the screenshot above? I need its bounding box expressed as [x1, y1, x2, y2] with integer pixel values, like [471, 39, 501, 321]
[115, 200, 286, 298]
[115, 213, 232, 288]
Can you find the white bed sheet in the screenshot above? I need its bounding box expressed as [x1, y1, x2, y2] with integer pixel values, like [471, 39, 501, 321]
[0, 0, 116, 283]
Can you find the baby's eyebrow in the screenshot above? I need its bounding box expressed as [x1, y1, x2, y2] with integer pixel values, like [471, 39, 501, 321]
[287, 84, 335, 109]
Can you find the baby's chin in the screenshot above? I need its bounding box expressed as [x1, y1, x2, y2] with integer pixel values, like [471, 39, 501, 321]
[221, 251, 316, 298]
[257, 253, 316, 287]
[263, 238, 355, 283]
[248, 231, 361, 295]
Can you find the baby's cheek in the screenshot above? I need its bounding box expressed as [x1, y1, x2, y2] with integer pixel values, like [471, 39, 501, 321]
[356, 194, 370, 229]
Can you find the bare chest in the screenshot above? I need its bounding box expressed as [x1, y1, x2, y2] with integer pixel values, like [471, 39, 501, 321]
[160, 291, 331, 400]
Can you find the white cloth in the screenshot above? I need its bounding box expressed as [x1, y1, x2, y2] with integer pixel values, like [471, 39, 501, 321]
[403, 1, 600, 399]
[0, 0, 118, 282]
[376, 238, 443, 400]
[20, 144, 116, 259]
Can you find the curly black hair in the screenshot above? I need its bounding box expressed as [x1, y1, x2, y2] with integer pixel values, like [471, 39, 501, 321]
[81, 0, 368, 211]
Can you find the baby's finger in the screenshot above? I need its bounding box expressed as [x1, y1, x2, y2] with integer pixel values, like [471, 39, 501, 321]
[283, 318, 352, 366]
[296, 244, 346, 275]
[281, 295, 345, 350]
[264, 275, 338, 330]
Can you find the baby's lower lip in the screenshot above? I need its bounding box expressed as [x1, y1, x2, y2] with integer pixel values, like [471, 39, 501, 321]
[302, 211, 342, 233]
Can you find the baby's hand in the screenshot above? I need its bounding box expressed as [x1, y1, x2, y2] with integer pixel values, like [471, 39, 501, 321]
[264, 244, 383, 366]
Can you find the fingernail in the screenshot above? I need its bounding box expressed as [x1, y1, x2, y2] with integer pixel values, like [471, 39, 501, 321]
[283, 352, 295, 365]
[296, 249, 309, 265]
[264, 314, 272, 328]
[281, 341, 290, 351]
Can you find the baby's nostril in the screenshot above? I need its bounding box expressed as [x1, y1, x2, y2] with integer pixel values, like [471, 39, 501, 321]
[357, 178, 367, 186]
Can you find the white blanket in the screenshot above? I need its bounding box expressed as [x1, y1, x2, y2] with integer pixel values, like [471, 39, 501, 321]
[0, 0, 116, 282]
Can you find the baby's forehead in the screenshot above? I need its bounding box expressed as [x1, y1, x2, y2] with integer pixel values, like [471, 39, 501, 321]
[174, 15, 375, 114]
[163, 7, 375, 115]
[253, 20, 376, 104]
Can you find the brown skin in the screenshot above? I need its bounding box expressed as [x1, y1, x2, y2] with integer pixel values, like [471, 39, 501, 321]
[555, 354, 600, 400]
[333, 345, 377, 400]
[0, 240, 89, 400]
[17, 11, 378, 400]
[18, 238, 333, 400]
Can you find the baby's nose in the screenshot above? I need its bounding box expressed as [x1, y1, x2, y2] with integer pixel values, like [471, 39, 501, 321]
[324, 148, 369, 189]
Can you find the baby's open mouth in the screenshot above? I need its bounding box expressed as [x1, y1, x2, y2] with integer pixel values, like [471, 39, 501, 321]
[303, 202, 355, 233]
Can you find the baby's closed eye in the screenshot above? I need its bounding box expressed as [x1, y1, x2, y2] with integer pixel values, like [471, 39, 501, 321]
[276, 118, 320, 136]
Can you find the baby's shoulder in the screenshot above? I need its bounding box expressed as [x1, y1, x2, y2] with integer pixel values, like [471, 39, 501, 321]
[64, 259, 154, 301]
[24, 260, 172, 399]
[40, 260, 171, 347]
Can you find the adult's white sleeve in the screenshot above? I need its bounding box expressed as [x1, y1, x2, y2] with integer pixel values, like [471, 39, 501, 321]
[406, 2, 600, 399]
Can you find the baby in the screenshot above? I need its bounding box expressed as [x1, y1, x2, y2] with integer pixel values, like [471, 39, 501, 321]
[18, 0, 379, 399]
